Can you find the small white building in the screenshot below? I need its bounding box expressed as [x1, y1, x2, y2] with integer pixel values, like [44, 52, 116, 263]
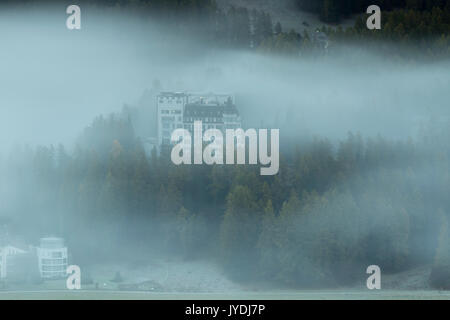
[0, 246, 27, 279]
[157, 92, 188, 147]
[36, 237, 68, 279]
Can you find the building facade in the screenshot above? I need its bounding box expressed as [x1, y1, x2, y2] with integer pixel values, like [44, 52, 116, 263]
[36, 237, 68, 279]
[157, 92, 188, 147]
[0, 246, 26, 279]
[156, 92, 241, 151]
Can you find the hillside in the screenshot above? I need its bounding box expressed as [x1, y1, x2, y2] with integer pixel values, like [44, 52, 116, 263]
[215, 0, 357, 33]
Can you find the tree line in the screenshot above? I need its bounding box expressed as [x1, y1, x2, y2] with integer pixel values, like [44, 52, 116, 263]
[2, 111, 449, 288]
[3, 0, 449, 58]
[296, 0, 450, 23]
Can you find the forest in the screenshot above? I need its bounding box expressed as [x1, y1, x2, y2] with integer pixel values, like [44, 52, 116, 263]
[296, 0, 450, 23]
[1, 111, 449, 288]
[0, 0, 449, 290]
[2, 0, 450, 58]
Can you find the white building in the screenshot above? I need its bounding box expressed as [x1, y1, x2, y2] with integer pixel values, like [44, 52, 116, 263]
[36, 237, 68, 279]
[0, 246, 27, 279]
[157, 92, 189, 147]
[156, 91, 241, 151]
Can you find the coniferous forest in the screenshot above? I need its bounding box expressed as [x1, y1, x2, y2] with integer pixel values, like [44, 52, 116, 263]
[3, 0, 449, 58]
[0, 0, 449, 291]
[2, 112, 450, 288]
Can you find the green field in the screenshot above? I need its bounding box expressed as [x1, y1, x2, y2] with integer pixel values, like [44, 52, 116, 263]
[0, 290, 449, 300]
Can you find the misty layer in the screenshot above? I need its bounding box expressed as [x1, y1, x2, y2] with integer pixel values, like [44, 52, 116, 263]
[0, 2, 449, 290]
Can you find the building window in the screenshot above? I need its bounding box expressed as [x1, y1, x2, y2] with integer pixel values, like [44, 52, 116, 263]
[52, 252, 62, 258]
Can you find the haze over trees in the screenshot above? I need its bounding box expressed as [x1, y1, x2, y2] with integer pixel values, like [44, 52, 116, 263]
[296, 0, 450, 23]
[2, 0, 449, 58]
[0, 0, 449, 290]
[2, 112, 449, 287]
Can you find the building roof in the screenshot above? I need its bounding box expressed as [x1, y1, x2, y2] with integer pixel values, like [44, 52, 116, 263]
[184, 103, 239, 118]
[158, 92, 187, 98]
[0, 245, 27, 254]
[39, 237, 65, 249]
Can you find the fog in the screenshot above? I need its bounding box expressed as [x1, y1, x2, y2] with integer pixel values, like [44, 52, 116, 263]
[1, 5, 449, 150]
[0, 3, 449, 293]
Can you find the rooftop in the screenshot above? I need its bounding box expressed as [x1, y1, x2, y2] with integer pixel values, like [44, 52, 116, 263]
[184, 103, 239, 117]
[158, 92, 187, 98]
[39, 237, 65, 249]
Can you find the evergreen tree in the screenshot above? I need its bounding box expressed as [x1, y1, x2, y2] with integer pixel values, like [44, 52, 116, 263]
[430, 211, 450, 289]
[220, 185, 260, 279]
[274, 21, 282, 35]
[257, 200, 280, 278]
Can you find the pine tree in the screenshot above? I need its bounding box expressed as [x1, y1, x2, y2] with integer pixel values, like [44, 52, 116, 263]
[274, 22, 282, 35]
[219, 185, 260, 279]
[257, 200, 280, 278]
[430, 210, 450, 289]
